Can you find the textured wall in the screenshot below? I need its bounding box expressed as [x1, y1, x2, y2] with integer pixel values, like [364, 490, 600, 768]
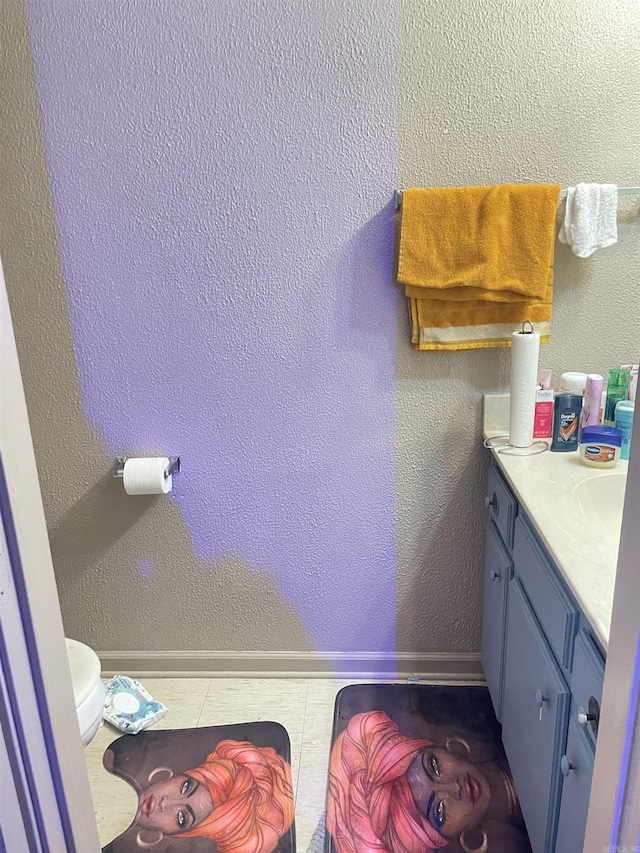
[1, 0, 639, 661]
[0, 0, 324, 654]
[5, 0, 400, 654]
[394, 0, 640, 652]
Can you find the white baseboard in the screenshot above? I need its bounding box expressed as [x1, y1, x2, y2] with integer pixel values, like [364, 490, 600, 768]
[97, 650, 484, 681]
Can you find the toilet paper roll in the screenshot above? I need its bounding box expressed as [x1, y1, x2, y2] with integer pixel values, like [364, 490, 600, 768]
[509, 327, 540, 447]
[123, 457, 172, 495]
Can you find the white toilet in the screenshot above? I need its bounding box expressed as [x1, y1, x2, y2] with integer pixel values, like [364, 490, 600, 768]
[65, 638, 106, 746]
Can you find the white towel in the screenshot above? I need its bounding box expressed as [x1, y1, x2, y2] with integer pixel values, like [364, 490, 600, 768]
[558, 183, 618, 257]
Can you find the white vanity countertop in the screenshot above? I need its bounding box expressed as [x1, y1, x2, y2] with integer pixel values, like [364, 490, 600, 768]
[484, 432, 627, 651]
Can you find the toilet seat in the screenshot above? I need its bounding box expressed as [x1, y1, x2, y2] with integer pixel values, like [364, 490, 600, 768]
[66, 638, 106, 746]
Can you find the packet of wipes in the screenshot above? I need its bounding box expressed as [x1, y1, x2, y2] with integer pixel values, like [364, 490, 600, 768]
[103, 675, 168, 734]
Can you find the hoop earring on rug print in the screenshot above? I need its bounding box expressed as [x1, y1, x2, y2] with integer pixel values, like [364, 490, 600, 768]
[459, 828, 489, 853]
[445, 736, 471, 755]
[136, 829, 164, 848]
[147, 766, 173, 785]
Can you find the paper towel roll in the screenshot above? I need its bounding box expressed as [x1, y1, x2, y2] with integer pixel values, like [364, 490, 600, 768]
[123, 457, 172, 495]
[509, 327, 540, 447]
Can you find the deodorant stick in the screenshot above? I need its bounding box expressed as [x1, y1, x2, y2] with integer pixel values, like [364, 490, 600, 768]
[551, 394, 583, 452]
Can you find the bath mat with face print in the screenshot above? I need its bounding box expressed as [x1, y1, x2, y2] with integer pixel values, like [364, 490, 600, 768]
[102, 720, 295, 853]
[323, 684, 532, 853]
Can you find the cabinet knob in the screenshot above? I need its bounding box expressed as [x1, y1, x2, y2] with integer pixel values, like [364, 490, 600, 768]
[484, 492, 499, 513]
[560, 755, 574, 777]
[490, 569, 500, 582]
[535, 689, 548, 721]
[577, 699, 600, 738]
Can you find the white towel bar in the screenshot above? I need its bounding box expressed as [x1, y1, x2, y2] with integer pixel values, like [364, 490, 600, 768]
[559, 186, 639, 199]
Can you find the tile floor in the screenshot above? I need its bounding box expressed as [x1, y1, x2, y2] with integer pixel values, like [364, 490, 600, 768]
[84, 677, 478, 851]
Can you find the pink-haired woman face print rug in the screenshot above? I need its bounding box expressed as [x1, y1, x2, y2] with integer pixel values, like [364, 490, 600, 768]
[325, 684, 532, 853]
[102, 721, 295, 853]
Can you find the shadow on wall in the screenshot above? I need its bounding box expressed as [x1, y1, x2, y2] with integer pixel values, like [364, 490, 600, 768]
[0, 0, 319, 656]
[338, 198, 397, 380]
[46, 462, 320, 653]
[403, 447, 487, 651]
[391, 195, 496, 654]
[395, 424, 489, 654]
[49, 471, 155, 559]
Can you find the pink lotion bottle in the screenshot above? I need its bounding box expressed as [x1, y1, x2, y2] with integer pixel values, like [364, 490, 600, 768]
[581, 373, 604, 434]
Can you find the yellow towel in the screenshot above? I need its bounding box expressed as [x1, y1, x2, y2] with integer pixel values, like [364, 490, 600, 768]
[409, 296, 551, 351]
[398, 183, 560, 350]
[398, 184, 561, 302]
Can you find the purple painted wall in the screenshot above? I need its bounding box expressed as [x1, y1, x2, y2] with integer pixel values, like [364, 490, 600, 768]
[25, 1, 398, 651]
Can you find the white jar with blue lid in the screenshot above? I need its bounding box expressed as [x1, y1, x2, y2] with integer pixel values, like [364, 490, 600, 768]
[579, 425, 623, 468]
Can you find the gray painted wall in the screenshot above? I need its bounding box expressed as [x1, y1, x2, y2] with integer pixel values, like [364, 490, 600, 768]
[394, 0, 640, 653]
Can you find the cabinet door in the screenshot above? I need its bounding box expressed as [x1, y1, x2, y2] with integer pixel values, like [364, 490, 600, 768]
[481, 521, 512, 720]
[554, 715, 595, 853]
[571, 629, 605, 752]
[487, 465, 517, 550]
[501, 579, 570, 853]
[514, 514, 579, 672]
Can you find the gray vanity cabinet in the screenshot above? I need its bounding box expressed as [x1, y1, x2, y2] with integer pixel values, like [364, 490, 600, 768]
[554, 716, 595, 852]
[501, 576, 571, 853]
[481, 464, 517, 720]
[481, 463, 605, 853]
[555, 628, 605, 851]
[481, 521, 511, 720]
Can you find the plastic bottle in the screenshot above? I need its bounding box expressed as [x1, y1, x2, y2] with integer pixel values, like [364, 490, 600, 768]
[615, 400, 635, 461]
[559, 372, 587, 396]
[603, 369, 630, 425]
[580, 373, 603, 435]
[551, 393, 583, 452]
[621, 363, 638, 403]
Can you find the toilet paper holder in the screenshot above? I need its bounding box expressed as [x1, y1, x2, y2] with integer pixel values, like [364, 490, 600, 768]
[114, 456, 181, 479]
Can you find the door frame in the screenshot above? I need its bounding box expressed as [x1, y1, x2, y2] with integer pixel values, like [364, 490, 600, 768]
[1, 264, 100, 851]
[583, 404, 640, 849]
